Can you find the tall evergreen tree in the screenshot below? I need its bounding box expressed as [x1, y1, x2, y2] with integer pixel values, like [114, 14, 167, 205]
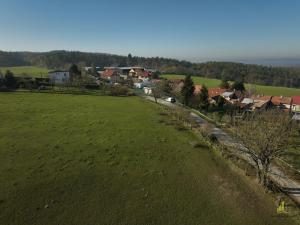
[69, 64, 81, 75]
[181, 75, 195, 105]
[127, 53, 133, 66]
[0, 70, 3, 87]
[4, 70, 17, 89]
[90, 64, 98, 76]
[217, 96, 226, 109]
[198, 85, 209, 110]
[160, 79, 172, 95]
[231, 81, 245, 92]
[69, 64, 81, 81]
[219, 79, 230, 89]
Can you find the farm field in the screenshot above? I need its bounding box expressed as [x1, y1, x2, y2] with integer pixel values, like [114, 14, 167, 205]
[162, 74, 300, 96]
[0, 93, 296, 225]
[0, 66, 50, 78]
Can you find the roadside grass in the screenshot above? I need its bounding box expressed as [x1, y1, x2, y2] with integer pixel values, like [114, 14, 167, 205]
[0, 66, 50, 78]
[0, 92, 296, 225]
[162, 74, 300, 96]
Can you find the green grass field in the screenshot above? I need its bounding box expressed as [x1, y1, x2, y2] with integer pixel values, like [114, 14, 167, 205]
[0, 66, 50, 78]
[0, 93, 296, 225]
[162, 74, 300, 96]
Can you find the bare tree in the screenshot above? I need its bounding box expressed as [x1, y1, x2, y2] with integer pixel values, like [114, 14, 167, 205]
[234, 109, 293, 187]
[150, 81, 165, 103]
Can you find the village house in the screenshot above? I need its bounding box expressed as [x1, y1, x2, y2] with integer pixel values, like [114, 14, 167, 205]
[208, 88, 227, 103]
[239, 98, 255, 111]
[238, 95, 272, 111]
[271, 96, 292, 111]
[101, 67, 152, 81]
[194, 85, 202, 95]
[101, 67, 121, 80]
[48, 70, 70, 84]
[168, 79, 184, 94]
[247, 95, 273, 111]
[291, 96, 300, 113]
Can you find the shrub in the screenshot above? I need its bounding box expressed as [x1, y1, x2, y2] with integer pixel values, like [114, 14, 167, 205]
[4, 70, 18, 89]
[109, 84, 130, 96]
[85, 84, 100, 90]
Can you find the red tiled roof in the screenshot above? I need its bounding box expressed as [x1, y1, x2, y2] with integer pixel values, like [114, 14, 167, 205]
[101, 70, 114, 79]
[250, 95, 272, 102]
[259, 95, 272, 101]
[253, 100, 269, 108]
[208, 88, 227, 98]
[271, 96, 292, 106]
[292, 96, 300, 105]
[194, 85, 203, 95]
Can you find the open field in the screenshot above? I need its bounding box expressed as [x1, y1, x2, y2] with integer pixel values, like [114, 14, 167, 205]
[0, 93, 296, 225]
[0, 66, 50, 78]
[162, 74, 300, 96]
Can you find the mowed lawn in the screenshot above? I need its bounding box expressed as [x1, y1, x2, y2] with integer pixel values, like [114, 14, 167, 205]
[0, 93, 295, 225]
[0, 66, 50, 78]
[162, 74, 300, 96]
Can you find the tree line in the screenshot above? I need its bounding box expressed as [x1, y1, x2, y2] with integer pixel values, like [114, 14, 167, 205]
[1, 50, 300, 88]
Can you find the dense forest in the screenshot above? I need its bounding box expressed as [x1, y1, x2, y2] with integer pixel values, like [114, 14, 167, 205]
[1, 50, 300, 88]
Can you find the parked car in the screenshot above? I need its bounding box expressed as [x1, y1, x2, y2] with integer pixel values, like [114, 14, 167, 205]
[165, 97, 176, 103]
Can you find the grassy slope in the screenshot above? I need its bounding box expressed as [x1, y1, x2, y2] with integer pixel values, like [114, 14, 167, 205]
[162, 74, 300, 96]
[0, 66, 50, 78]
[0, 93, 295, 225]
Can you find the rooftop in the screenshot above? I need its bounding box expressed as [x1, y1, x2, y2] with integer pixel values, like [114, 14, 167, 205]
[292, 96, 300, 105]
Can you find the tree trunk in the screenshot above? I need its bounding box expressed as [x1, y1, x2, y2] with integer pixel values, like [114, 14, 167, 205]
[261, 160, 270, 188]
[255, 162, 262, 183]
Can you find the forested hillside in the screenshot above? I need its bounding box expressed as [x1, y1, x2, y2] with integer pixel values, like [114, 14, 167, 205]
[1, 50, 300, 88]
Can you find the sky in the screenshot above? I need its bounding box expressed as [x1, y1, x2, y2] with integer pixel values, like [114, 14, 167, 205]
[0, 0, 300, 64]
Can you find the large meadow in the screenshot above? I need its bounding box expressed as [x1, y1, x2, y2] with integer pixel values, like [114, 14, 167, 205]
[0, 66, 50, 78]
[0, 92, 296, 225]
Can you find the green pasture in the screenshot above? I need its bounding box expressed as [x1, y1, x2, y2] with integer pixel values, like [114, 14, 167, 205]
[0, 66, 50, 78]
[0, 93, 295, 225]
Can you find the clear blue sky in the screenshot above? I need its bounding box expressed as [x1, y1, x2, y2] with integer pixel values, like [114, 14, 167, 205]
[0, 0, 300, 63]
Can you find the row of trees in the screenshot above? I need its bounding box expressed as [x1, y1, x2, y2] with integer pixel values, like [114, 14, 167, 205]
[1, 51, 300, 88]
[179, 75, 246, 111]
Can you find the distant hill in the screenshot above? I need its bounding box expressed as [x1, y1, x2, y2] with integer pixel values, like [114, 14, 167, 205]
[0, 50, 300, 88]
[236, 58, 300, 67]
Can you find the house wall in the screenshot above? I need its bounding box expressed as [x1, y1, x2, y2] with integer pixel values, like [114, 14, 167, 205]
[49, 72, 70, 84]
[292, 104, 300, 112]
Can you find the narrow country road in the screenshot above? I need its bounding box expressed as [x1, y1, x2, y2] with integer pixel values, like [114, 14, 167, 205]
[145, 96, 300, 205]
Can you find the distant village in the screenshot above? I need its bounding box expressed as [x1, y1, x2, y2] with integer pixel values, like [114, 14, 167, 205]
[46, 65, 300, 121]
[48, 66, 154, 87]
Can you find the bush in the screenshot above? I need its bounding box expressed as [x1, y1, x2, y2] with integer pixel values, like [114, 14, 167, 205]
[4, 71, 18, 89]
[109, 84, 130, 96]
[85, 84, 100, 90]
[0, 86, 10, 92]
